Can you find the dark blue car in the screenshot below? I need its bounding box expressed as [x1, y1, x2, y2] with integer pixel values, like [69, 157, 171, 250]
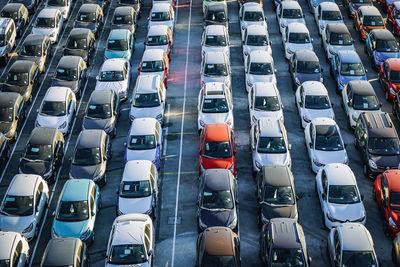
[289, 49, 323, 89]
[366, 29, 400, 69]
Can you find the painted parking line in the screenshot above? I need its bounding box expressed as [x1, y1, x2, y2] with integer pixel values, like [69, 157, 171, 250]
[164, 171, 198, 175]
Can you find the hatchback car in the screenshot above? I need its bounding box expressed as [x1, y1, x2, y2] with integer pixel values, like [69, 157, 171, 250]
[74, 4, 103, 38]
[95, 58, 131, 101]
[0, 231, 29, 267]
[314, 2, 343, 35]
[18, 34, 51, 73]
[239, 3, 267, 41]
[276, 0, 305, 35]
[242, 25, 271, 58]
[138, 49, 169, 88]
[203, 3, 229, 28]
[64, 28, 96, 65]
[388, 2, 400, 35]
[366, 29, 400, 69]
[145, 25, 173, 58]
[202, 25, 230, 58]
[46, 0, 71, 20]
[0, 3, 29, 37]
[331, 50, 367, 91]
[342, 80, 381, 128]
[201, 51, 231, 88]
[32, 8, 63, 44]
[124, 118, 162, 168]
[289, 49, 323, 88]
[83, 90, 120, 136]
[248, 82, 283, 124]
[197, 169, 238, 232]
[198, 82, 233, 131]
[245, 50, 276, 92]
[283, 22, 313, 60]
[69, 129, 110, 186]
[322, 23, 355, 59]
[354, 6, 386, 41]
[148, 3, 174, 32]
[19, 127, 64, 181]
[0, 174, 49, 241]
[116, 160, 159, 217]
[104, 29, 134, 61]
[111, 6, 137, 34]
[0, 92, 25, 142]
[41, 238, 89, 267]
[52, 179, 101, 244]
[380, 58, 400, 101]
[105, 214, 154, 266]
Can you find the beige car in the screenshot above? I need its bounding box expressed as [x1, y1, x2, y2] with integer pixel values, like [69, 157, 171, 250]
[0, 92, 26, 141]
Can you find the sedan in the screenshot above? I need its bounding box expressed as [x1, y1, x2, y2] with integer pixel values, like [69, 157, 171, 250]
[64, 28, 96, 65]
[245, 50, 276, 92]
[314, 2, 343, 35]
[32, 8, 64, 44]
[148, 3, 175, 32]
[74, 4, 103, 38]
[283, 23, 313, 60]
[145, 25, 173, 58]
[201, 51, 231, 88]
[248, 82, 283, 124]
[289, 49, 323, 88]
[104, 29, 135, 61]
[276, 0, 305, 35]
[322, 23, 355, 60]
[18, 34, 52, 73]
[137, 49, 169, 88]
[201, 25, 230, 59]
[366, 29, 400, 69]
[239, 3, 267, 41]
[0, 231, 29, 266]
[242, 25, 271, 58]
[46, 0, 71, 20]
[380, 58, 400, 101]
[0, 3, 29, 37]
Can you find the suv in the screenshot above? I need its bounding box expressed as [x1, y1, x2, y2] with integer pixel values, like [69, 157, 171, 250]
[260, 218, 311, 266]
[41, 238, 89, 267]
[0, 18, 16, 64]
[354, 112, 400, 178]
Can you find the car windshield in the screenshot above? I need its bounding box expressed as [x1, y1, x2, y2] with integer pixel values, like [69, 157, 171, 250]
[73, 147, 101, 165]
[21, 44, 42, 56]
[270, 248, 306, 267]
[206, 11, 226, 22]
[107, 39, 128, 51]
[119, 181, 151, 198]
[141, 60, 164, 72]
[249, 62, 273, 75]
[109, 245, 147, 265]
[1, 195, 33, 216]
[0, 107, 14, 122]
[202, 189, 233, 209]
[322, 10, 342, 20]
[202, 98, 229, 113]
[257, 137, 287, 153]
[340, 63, 365, 76]
[151, 11, 170, 21]
[363, 15, 384, 26]
[147, 35, 168, 45]
[6, 71, 29, 86]
[342, 251, 377, 267]
[40, 101, 66, 116]
[201, 255, 235, 267]
[330, 32, 352, 46]
[55, 67, 78, 81]
[376, 39, 399, 52]
[132, 93, 160, 108]
[67, 38, 87, 49]
[352, 94, 379, 110]
[204, 63, 228, 76]
[48, 0, 66, 5]
[328, 185, 360, 204]
[56, 200, 89, 221]
[24, 144, 52, 160]
[113, 14, 132, 24]
[78, 12, 96, 22]
[99, 71, 125, 81]
[244, 11, 264, 21]
[86, 103, 112, 119]
[390, 192, 400, 210]
[203, 141, 232, 158]
[315, 125, 344, 151]
[282, 8, 302, 19]
[391, 71, 400, 83]
[0, 11, 18, 21]
[288, 32, 310, 43]
[128, 135, 156, 150]
[246, 34, 269, 46]
[254, 96, 280, 111]
[205, 35, 227, 46]
[263, 185, 294, 205]
[368, 137, 400, 155]
[35, 17, 55, 28]
[296, 60, 320, 74]
[305, 95, 330, 109]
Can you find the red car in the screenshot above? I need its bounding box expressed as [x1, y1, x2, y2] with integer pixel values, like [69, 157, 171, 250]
[379, 58, 400, 101]
[137, 49, 170, 88]
[354, 6, 386, 40]
[388, 2, 400, 35]
[374, 170, 400, 237]
[199, 123, 236, 176]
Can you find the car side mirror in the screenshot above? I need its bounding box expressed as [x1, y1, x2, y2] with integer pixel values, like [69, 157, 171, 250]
[91, 211, 96, 216]
[380, 102, 383, 107]
[331, 103, 334, 108]
[365, 69, 368, 73]
[52, 211, 55, 216]
[96, 75, 99, 80]
[148, 250, 153, 256]
[344, 143, 347, 148]
[322, 193, 326, 200]
[309, 142, 312, 148]
[288, 144, 292, 150]
[103, 155, 107, 161]
[348, 99, 352, 107]
[308, 257, 312, 265]
[196, 200, 200, 206]
[123, 142, 127, 147]
[69, 157, 72, 162]
[311, 38, 314, 42]
[15, 115, 19, 120]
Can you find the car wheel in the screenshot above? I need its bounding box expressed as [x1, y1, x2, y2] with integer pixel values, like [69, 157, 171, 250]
[354, 138, 359, 150]
[111, 127, 116, 138]
[372, 186, 377, 202]
[363, 163, 370, 178]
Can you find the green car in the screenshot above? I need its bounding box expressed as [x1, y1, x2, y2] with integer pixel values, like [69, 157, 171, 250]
[203, 0, 227, 13]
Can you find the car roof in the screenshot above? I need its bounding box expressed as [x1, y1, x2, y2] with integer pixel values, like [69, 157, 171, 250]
[204, 169, 232, 191]
[324, 164, 356, 186]
[38, 7, 58, 18]
[10, 60, 35, 73]
[129, 118, 157, 135]
[338, 223, 373, 251]
[384, 170, 400, 192]
[29, 127, 58, 145]
[359, 5, 380, 15]
[254, 82, 278, 97]
[204, 82, 226, 99]
[319, 1, 339, 10]
[337, 50, 361, 63]
[311, 117, 336, 126]
[206, 2, 227, 12]
[287, 22, 309, 33]
[2, 3, 24, 12]
[362, 112, 397, 138]
[281, 0, 301, 9]
[262, 165, 292, 187]
[112, 214, 150, 246]
[8, 174, 41, 196]
[24, 34, 46, 45]
[387, 58, 400, 71]
[148, 25, 169, 35]
[243, 2, 263, 11]
[69, 28, 91, 39]
[135, 74, 161, 93]
[44, 86, 70, 102]
[326, 23, 350, 34]
[246, 24, 268, 35]
[151, 3, 172, 12]
[294, 49, 318, 62]
[249, 50, 272, 63]
[302, 81, 328, 96]
[203, 227, 234, 256]
[0, 231, 17, 260]
[62, 179, 91, 201]
[348, 80, 375, 96]
[109, 29, 130, 40]
[205, 25, 226, 36]
[122, 160, 153, 182]
[258, 118, 283, 137]
[371, 29, 395, 40]
[270, 218, 302, 249]
[43, 238, 80, 266]
[205, 51, 226, 64]
[114, 6, 134, 15]
[100, 58, 127, 71]
[142, 48, 165, 61]
[204, 123, 230, 141]
[57, 56, 82, 69]
[88, 90, 113, 105]
[0, 92, 20, 108]
[76, 129, 104, 149]
[79, 3, 99, 13]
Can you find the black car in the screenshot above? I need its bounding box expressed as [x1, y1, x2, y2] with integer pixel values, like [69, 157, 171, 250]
[3, 60, 40, 103]
[69, 129, 110, 186]
[0, 132, 10, 166]
[19, 126, 64, 181]
[0, 92, 26, 142]
[118, 0, 140, 16]
[41, 238, 89, 267]
[289, 49, 323, 89]
[0, 3, 29, 37]
[18, 34, 52, 73]
[83, 0, 108, 15]
[197, 168, 238, 233]
[64, 28, 96, 64]
[111, 6, 137, 34]
[74, 4, 103, 38]
[10, 0, 39, 14]
[51, 56, 87, 98]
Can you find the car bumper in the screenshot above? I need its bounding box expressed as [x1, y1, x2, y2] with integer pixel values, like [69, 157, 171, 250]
[324, 213, 366, 229]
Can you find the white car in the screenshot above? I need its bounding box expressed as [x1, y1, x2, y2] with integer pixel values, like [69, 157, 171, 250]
[201, 25, 230, 59]
[305, 118, 348, 173]
[36, 86, 76, 135]
[95, 58, 131, 101]
[316, 163, 366, 229]
[148, 3, 175, 32]
[198, 82, 233, 131]
[283, 22, 313, 60]
[139, 49, 169, 87]
[248, 82, 283, 124]
[45, 0, 72, 20]
[0, 231, 30, 266]
[243, 25, 272, 58]
[315, 2, 344, 35]
[342, 80, 381, 128]
[295, 81, 335, 128]
[250, 117, 291, 174]
[32, 8, 64, 44]
[105, 214, 154, 267]
[245, 50, 277, 92]
[276, 1, 305, 36]
[0, 174, 49, 241]
[201, 51, 231, 88]
[239, 3, 267, 41]
[129, 74, 166, 124]
[145, 25, 173, 56]
[116, 160, 159, 217]
[322, 23, 355, 59]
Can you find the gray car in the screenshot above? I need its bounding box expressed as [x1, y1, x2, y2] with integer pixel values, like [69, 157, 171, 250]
[73, 4, 103, 38]
[289, 49, 323, 89]
[111, 6, 137, 35]
[41, 238, 89, 267]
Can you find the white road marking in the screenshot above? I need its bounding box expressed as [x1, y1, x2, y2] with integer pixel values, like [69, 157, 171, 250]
[163, 103, 170, 157]
[171, 0, 192, 265]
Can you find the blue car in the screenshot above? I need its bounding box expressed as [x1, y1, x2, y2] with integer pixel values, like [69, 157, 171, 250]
[330, 50, 367, 91]
[366, 29, 400, 69]
[51, 179, 101, 244]
[307, 0, 334, 13]
[289, 49, 323, 88]
[104, 29, 135, 61]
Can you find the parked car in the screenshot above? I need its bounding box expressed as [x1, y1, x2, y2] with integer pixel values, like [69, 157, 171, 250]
[388, 2, 400, 35]
[239, 3, 267, 41]
[393, 232, 400, 265]
[145, 25, 173, 58]
[366, 29, 400, 69]
[0, 174, 49, 241]
[10, 0, 39, 14]
[0, 231, 29, 266]
[201, 51, 231, 88]
[314, 2, 343, 35]
[74, 4, 103, 38]
[322, 23, 355, 60]
[64, 28, 96, 64]
[46, 0, 71, 20]
[276, 0, 305, 35]
[289, 49, 323, 88]
[202, 25, 230, 58]
[307, 0, 334, 14]
[283, 22, 313, 60]
[0, 3, 29, 37]
[203, 0, 226, 13]
[343, 0, 372, 17]
[148, 3, 174, 32]
[0, 18, 16, 63]
[242, 25, 271, 58]
[32, 8, 64, 44]
[380, 58, 400, 101]
[137, 49, 169, 88]
[248, 82, 283, 124]
[244, 50, 276, 92]
[104, 29, 134, 61]
[118, 0, 140, 14]
[18, 34, 51, 73]
[41, 238, 89, 267]
[354, 6, 386, 41]
[203, 3, 229, 28]
[0, 92, 26, 142]
[111, 6, 137, 34]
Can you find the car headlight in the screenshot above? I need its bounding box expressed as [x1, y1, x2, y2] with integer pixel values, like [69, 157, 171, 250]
[375, 54, 384, 62]
[4, 128, 13, 138]
[152, 158, 157, 164]
[280, 23, 285, 28]
[390, 87, 396, 95]
[252, 115, 257, 124]
[199, 120, 205, 127]
[43, 167, 53, 179]
[326, 210, 336, 222]
[295, 77, 301, 86]
[246, 80, 253, 87]
[352, 114, 359, 121]
[59, 121, 67, 129]
[198, 217, 207, 230]
[129, 115, 135, 121]
[49, 32, 56, 38]
[80, 229, 91, 240]
[22, 223, 33, 234]
[344, 155, 349, 165]
[241, 25, 245, 30]
[339, 80, 346, 87]
[92, 173, 104, 182]
[144, 207, 153, 215]
[361, 28, 368, 35]
[200, 163, 206, 173]
[156, 113, 163, 120]
[255, 160, 262, 170]
[320, 24, 325, 30]
[313, 157, 324, 167]
[116, 209, 123, 216]
[244, 51, 249, 56]
[320, 77, 323, 82]
[329, 48, 336, 55]
[303, 115, 311, 123]
[287, 48, 294, 54]
[368, 159, 377, 170]
[260, 212, 269, 224]
[226, 118, 232, 125]
[227, 217, 237, 229]
[389, 217, 399, 229]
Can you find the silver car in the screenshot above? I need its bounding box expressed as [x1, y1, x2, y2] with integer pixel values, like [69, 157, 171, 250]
[248, 82, 283, 124]
[245, 50, 277, 92]
[201, 25, 230, 59]
[0, 231, 30, 266]
[32, 8, 64, 44]
[201, 51, 231, 89]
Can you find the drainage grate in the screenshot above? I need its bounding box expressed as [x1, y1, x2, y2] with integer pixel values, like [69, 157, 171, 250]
[168, 216, 181, 225]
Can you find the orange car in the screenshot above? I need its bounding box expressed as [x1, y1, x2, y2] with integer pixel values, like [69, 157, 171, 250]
[199, 123, 236, 176]
[354, 6, 386, 40]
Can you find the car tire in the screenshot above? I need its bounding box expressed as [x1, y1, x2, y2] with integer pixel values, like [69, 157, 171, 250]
[372, 186, 377, 202]
[111, 127, 116, 138]
[363, 163, 370, 178]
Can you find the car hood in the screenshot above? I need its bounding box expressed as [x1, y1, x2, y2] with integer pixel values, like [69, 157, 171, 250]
[242, 21, 267, 30]
[130, 106, 162, 120]
[118, 195, 152, 214]
[260, 204, 297, 220]
[199, 112, 230, 125]
[280, 18, 305, 28]
[340, 74, 367, 84]
[125, 148, 157, 162]
[53, 219, 89, 238]
[51, 79, 79, 92]
[251, 109, 283, 122]
[201, 157, 233, 170]
[2, 84, 28, 95]
[202, 45, 229, 56]
[296, 73, 321, 84]
[287, 43, 313, 52]
[375, 51, 400, 61]
[0, 122, 12, 133]
[247, 74, 276, 84]
[32, 27, 56, 37]
[199, 208, 235, 228]
[370, 154, 400, 169]
[327, 202, 364, 222]
[83, 117, 113, 131]
[69, 163, 103, 179]
[105, 50, 130, 60]
[111, 24, 135, 32]
[106, 262, 150, 267]
[303, 108, 334, 121]
[243, 45, 272, 56]
[96, 81, 123, 93]
[64, 49, 87, 60]
[0, 214, 33, 233]
[148, 21, 173, 30]
[36, 114, 67, 129]
[329, 44, 355, 54]
[256, 152, 290, 166]
[145, 44, 169, 54]
[19, 159, 50, 176]
[202, 76, 229, 85]
[320, 19, 344, 28]
[17, 56, 41, 66]
[314, 149, 347, 165]
[74, 21, 96, 32]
